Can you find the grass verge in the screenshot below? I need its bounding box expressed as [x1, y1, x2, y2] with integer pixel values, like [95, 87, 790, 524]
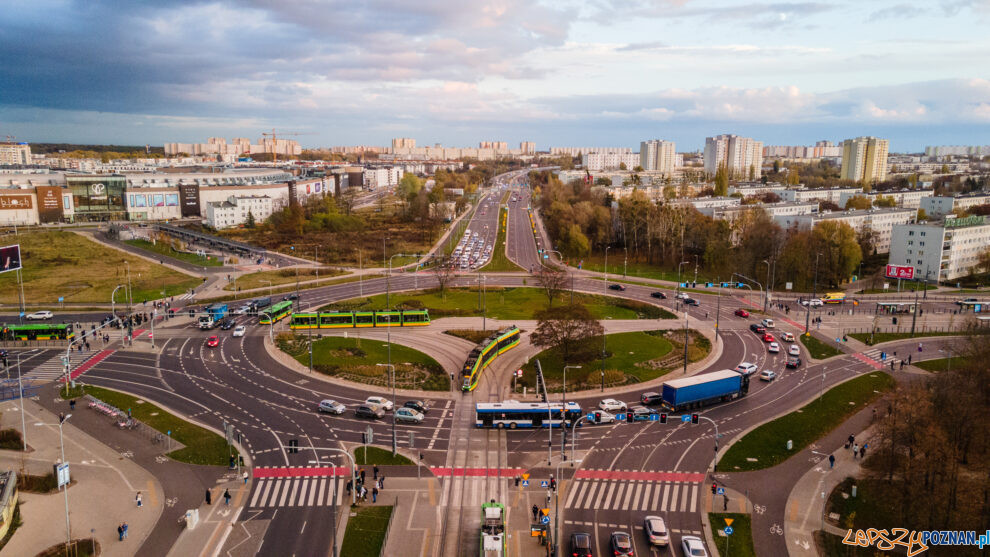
[708, 513, 756, 557]
[913, 356, 969, 372]
[481, 201, 523, 272]
[443, 329, 493, 344]
[799, 334, 843, 359]
[353, 446, 414, 466]
[224, 267, 345, 291]
[825, 477, 900, 534]
[847, 331, 962, 346]
[278, 334, 450, 391]
[61, 384, 236, 466]
[856, 283, 937, 294]
[340, 505, 393, 557]
[717, 372, 894, 471]
[123, 239, 223, 267]
[0, 230, 201, 304]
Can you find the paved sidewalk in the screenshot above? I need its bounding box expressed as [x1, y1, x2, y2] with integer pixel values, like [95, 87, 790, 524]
[0, 398, 163, 556]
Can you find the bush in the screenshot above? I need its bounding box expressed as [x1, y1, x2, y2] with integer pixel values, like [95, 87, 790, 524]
[0, 429, 23, 450]
[18, 471, 58, 493]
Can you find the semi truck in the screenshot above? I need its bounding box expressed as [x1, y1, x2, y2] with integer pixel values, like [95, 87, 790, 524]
[661, 370, 749, 412]
[198, 303, 228, 329]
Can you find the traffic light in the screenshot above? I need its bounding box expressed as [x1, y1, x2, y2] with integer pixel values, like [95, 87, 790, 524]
[691, 414, 699, 424]
[594, 411, 602, 424]
[660, 413, 667, 424]
[626, 412, 634, 423]
[711, 483, 717, 494]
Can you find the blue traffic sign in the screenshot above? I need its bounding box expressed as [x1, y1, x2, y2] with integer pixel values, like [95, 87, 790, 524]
[737, 282, 745, 288]
[586, 413, 595, 421]
[540, 480, 549, 488]
[705, 283, 713, 288]
[649, 413, 660, 421]
[541, 515, 550, 525]
[58, 296, 64, 302]
[681, 414, 692, 423]
[717, 487, 726, 495]
[724, 526, 734, 536]
[521, 480, 530, 487]
[679, 282, 688, 287]
[19, 312, 24, 317]
[616, 413, 626, 421]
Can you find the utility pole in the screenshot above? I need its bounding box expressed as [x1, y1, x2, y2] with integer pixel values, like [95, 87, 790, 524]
[683, 312, 689, 375]
[805, 253, 821, 335]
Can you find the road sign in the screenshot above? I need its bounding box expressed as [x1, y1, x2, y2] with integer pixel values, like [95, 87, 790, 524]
[717, 487, 725, 495]
[541, 515, 550, 525]
[681, 414, 692, 423]
[55, 463, 70, 488]
[540, 480, 549, 488]
[586, 413, 595, 421]
[649, 413, 659, 421]
[58, 296, 64, 302]
[724, 518, 734, 527]
[521, 480, 530, 487]
[616, 413, 626, 421]
[521, 473, 530, 480]
[724, 526, 734, 536]
[885, 264, 914, 280]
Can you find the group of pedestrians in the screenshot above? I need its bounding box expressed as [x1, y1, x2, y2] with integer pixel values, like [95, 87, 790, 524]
[346, 465, 386, 503]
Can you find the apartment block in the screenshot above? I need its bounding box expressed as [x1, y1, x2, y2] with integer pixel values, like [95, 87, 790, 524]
[779, 187, 862, 204]
[889, 215, 990, 281]
[639, 140, 677, 174]
[704, 135, 763, 178]
[391, 138, 416, 150]
[206, 195, 275, 229]
[550, 147, 632, 157]
[763, 140, 841, 159]
[919, 194, 990, 217]
[0, 143, 32, 165]
[838, 189, 933, 209]
[840, 137, 889, 183]
[582, 152, 641, 172]
[520, 141, 536, 155]
[777, 208, 915, 254]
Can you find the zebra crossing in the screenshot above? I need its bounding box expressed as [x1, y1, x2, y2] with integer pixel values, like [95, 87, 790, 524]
[22, 350, 96, 382]
[861, 348, 904, 367]
[248, 476, 347, 508]
[563, 479, 699, 514]
[439, 476, 507, 508]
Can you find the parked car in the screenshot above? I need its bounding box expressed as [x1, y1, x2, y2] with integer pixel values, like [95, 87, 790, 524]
[761, 318, 775, 329]
[283, 293, 299, 301]
[650, 291, 667, 299]
[644, 515, 670, 547]
[788, 345, 801, 356]
[232, 325, 246, 337]
[786, 356, 802, 368]
[206, 336, 219, 347]
[640, 392, 662, 405]
[611, 532, 634, 556]
[355, 404, 385, 419]
[734, 309, 750, 318]
[749, 324, 765, 334]
[681, 535, 709, 557]
[403, 400, 428, 414]
[608, 283, 626, 291]
[762, 333, 776, 343]
[569, 533, 593, 557]
[25, 310, 53, 320]
[760, 370, 777, 382]
[734, 362, 758, 376]
[768, 342, 780, 353]
[318, 399, 346, 414]
[365, 396, 393, 411]
[598, 398, 627, 412]
[780, 331, 795, 342]
[395, 407, 424, 424]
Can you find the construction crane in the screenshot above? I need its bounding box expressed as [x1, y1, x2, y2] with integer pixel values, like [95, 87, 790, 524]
[260, 129, 314, 163]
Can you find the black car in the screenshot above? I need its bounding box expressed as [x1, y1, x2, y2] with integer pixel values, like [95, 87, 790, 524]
[219, 319, 235, 330]
[685, 298, 700, 306]
[355, 405, 385, 419]
[750, 323, 766, 334]
[650, 291, 667, 299]
[608, 283, 626, 291]
[786, 355, 802, 368]
[403, 400, 428, 414]
[631, 406, 657, 421]
[610, 531, 634, 556]
[570, 532, 593, 557]
[283, 293, 299, 301]
[641, 392, 662, 405]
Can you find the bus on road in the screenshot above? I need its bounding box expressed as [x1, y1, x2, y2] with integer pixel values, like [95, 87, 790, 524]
[475, 401, 582, 429]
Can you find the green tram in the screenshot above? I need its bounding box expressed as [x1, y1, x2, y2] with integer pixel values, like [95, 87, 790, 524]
[1, 323, 75, 341]
[288, 309, 430, 329]
[461, 326, 520, 392]
[259, 300, 294, 325]
[480, 500, 506, 557]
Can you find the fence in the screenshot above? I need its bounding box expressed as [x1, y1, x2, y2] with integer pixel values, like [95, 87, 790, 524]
[82, 394, 185, 452]
[380, 496, 398, 557]
[0, 380, 41, 402]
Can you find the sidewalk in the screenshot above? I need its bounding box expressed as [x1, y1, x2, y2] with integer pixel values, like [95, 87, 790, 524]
[0, 398, 163, 557]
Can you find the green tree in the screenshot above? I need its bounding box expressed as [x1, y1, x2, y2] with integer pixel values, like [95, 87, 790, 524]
[874, 195, 897, 208]
[916, 208, 929, 221]
[787, 169, 801, 186]
[714, 164, 729, 196]
[749, 163, 756, 181]
[940, 164, 950, 174]
[245, 210, 256, 228]
[561, 224, 590, 257]
[812, 220, 862, 287]
[773, 159, 781, 174]
[619, 162, 627, 170]
[530, 304, 604, 364]
[844, 195, 873, 210]
[633, 165, 644, 172]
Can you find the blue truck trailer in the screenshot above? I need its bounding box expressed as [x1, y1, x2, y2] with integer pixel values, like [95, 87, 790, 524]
[198, 303, 228, 329]
[661, 370, 749, 412]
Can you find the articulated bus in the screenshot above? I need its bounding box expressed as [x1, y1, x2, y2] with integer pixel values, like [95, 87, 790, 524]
[876, 302, 916, 315]
[480, 501, 507, 557]
[288, 309, 430, 329]
[822, 292, 846, 304]
[475, 401, 582, 429]
[461, 326, 521, 392]
[1, 323, 75, 341]
[259, 300, 294, 325]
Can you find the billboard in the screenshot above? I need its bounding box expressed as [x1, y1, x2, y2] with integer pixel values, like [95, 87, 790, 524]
[0, 244, 21, 274]
[885, 264, 914, 280]
[178, 183, 201, 217]
[35, 186, 64, 223]
[0, 194, 33, 211]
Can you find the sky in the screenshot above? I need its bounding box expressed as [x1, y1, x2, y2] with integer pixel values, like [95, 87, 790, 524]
[2, 0, 990, 152]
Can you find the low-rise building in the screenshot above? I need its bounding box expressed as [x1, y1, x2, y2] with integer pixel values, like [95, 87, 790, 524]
[838, 189, 933, 209]
[889, 215, 990, 282]
[709, 201, 819, 222]
[670, 197, 742, 212]
[206, 195, 274, 229]
[777, 208, 915, 254]
[582, 152, 641, 172]
[919, 194, 990, 217]
[728, 182, 788, 197]
[780, 187, 862, 204]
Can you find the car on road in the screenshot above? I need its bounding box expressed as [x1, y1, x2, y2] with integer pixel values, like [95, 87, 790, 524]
[734, 309, 750, 318]
[232, 325, 246, 337]
[25, 310, 53, 320]
[681, 535, 709, 557]
[768, 342, 780, 353]
[283, 293, 299, 301]
[365, 396, 393, 411]
[734, 362, 758, 376]
[355, 404, 385, 419]
[640, 392, 662, 405]
[608, 283, 626, 291]
[788, 344, 801, 356]
[593, 410, 616, 424]
[786, 355, 802, 368]
[598, 398, 627, 412]
[760, 369, 777, 382]
[394, 407, 424, 424]
[569, 532, 593, 557]
[685, 298, 700, 306]
[631, 406, 657, 421]
[955, 297, 979, 306]
[761, 318, 775, 329]
[403, 400, 428, 414]
[644, 515, 670, 547]
[650, 291, 667, 299]
[675, 292, 688, 300]
[750, 323, 765, 334]
[318, 399, 346, 414]
[800, 298, 823, 307]
[206, 336, 219, 347]
[762, 333, 775, 343]
[780, 332, 795, 342]
[610, 531, 634, 556]
[219, 319, 235, 330]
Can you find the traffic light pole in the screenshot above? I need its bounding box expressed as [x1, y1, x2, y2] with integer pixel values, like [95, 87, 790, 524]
[695, 415, 721, 473]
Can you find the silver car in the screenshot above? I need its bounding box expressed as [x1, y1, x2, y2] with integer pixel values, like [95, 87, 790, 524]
[318, 399, 346, 414]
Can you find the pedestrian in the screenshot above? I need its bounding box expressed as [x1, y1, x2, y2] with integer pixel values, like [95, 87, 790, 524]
[205, 488, 212, 505]
[69, 399, 76, 411]
[122, 522, 128, 539]
[900, 361, 904, 370]
[890, 361, 894, 371]
[723, 494, 728, 511]
[852, 443, 859, 458]
[224, 489, 231, 505]
[346, 480, 353, 495]
[372, 486, 378, 503]
[373, 465, 379, 481]
[859, 446, 866, 459]
[360, 469, 366, 485]
[243, 471, 249, 484]
[848, 434, 855, 446]
[872, 408, 877, 422]
[908, 355, 912, 365]
[379, 475, 385, 488]
[532, 504, 539, 522]
[918, 342, 923, 352]
[118, 524, 124, 541]
[136, 491, 142, 507]
[828, 454, 835, 469]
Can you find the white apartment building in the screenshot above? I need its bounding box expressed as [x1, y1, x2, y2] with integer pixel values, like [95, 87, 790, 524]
[838, 189, 933, 209]
[363, 167, 403, 188]
[729, 182, 789, 197]
[708, 201, 818, 221]
[639, 140, 677, 174]
[919, 194, 990, 217]
[391, 138, 416, 150]
[164, 137, 301, 157]
[0, 143, 32, 165]
[840, 137, 889, 183]
[777, 208, 915, 254]
[889, 216, 990, 281]
[670, 197, 742, 213]
[924, 145, 990, 158]
[704, 135, 763, 179]
[479, 141, 508, 150]
[520, 142, 536, 155]
[780, 187, 862, 204]
[206, 195, 274, 229]
[550, 147, 632, 157]
[582, 152, 641, 172]
[763, 141, 841, 159]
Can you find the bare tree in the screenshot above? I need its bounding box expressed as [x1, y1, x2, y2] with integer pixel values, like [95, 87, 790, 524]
[535, 264, 568, 308]
[432, 254, 455, 300]
[530, 304, 604, 363]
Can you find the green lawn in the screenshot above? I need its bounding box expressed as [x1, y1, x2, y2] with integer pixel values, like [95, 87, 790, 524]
[913, 356, 969, 372]
[340, 505, 393, 557]
[443, 329, 493, 344]
[224, 267, 346, 291]
[61, 385, 237, 466]
[708, 513, 756, 557]
[278, 335, 450, 391]
[718, 372, 894, 471]
[353, 446, 414, 466]
[848, 331, 963, 346]
[578, 255, 717, 284]
[482, 204, 523, 272]
[124, 239, 224, 267]
[324, 287, 670, 321]
[800, 334, 843, 359]
[0, 230, 201, 304]
[825, 477, 900, 533]
[857, 283, 937, 294]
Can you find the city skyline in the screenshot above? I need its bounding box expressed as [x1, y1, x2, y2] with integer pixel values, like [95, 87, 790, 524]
[2, 0, 989, 151]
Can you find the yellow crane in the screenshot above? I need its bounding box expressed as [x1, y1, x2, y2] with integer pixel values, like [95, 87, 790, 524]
[260, 129, 314, 163]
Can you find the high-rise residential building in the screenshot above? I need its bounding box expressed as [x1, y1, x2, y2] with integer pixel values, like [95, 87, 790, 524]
[479, 141, 507, 150]
[520, 141, 536, 155]
[704, 135, 763, 178]
[582, 152, 641, 172]
[889, 215, 990, 281]
[391, 138, 416, 150]
[0, 142, 32, 165]
[639, 140, 677, 174]
[840, 137, 889, 184]
[550, 147, 632, 157]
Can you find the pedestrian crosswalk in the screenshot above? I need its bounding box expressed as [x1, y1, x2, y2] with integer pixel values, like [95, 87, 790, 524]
[439, 476, 507, 508]
[23, 350, 97, 382]
[861, 348, 906, 368]
[562, 479, 699, 514]
[248, 476, 347, 508]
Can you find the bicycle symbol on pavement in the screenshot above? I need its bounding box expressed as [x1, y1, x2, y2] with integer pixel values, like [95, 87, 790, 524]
[753, 504, 766, 515]
[120, 450, 134, 459]
[770, 524, 784, 536]
[165, 497, 178, 508]
[155, 455, 168, 464]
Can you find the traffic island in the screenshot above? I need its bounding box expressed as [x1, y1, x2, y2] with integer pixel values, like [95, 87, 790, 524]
[799, 333, 843, 359]
[353, 446, 414, 466]
[340, 504, 394, 557]
[708, 513, 756, 557]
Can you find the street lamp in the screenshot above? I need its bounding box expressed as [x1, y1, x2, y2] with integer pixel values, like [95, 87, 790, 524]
[36, 414, 73, 551]
[805, 253, 822, 335]
[604, 246, 612, 291]
[693, 254, 699, 286]
[762, 260, 771, 312]
[263, 280, 273, 300]
[16, 354, 26, 451]
[561, 365, 580, 461]
[677, 260, 689, 293]
[376, 363, 398, 455]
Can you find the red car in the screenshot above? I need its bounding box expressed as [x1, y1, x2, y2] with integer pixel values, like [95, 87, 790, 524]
[206, 336, 219, 347]
[734, 309, 750, 318]
[762, 333, 775, 343]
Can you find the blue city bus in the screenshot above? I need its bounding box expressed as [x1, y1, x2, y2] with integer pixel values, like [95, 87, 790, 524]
[475, 401, 582, 429]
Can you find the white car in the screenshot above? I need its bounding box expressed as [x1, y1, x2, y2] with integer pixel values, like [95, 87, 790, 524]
[598, 398, 627, 412]
[365, 396, 393, 411]
[780, 332, 795, 342]
[26, 310, 53, 320]
[760, 370, 777, 382]
[734, 362, 758, 376]
[318, 399, 346, 414]
[788, 344, 801, 356]
[594, 410, 616, 424]
[761, 318, 775, 329]
[675, 292, 688, 300]
[768, 342, 780, 354]
[801, 298, 824, 307]
[394, 407, 424, 424]
[681, 535, 709, 557]
[644, 515, 670, 546]
[232, 325, 246, 337]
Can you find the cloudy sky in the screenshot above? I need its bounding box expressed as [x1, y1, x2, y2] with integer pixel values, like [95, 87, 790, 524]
[2, 0, 989, 152]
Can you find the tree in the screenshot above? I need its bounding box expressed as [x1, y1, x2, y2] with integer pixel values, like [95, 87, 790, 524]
[633, 165, 644, 172]
[844, 195, 873, 210]
[916, 208, 929, 221]
[874, 195, 897, 208]
[530, 304, 604, 364]
[749, 163, 756, 181]
[772, 160, 781, 174]
[535, 264, 568, 308]
[820, 200, 841, 212]
[432, 254, 455, 299]
[812, 220, 862, 287]
[714, 164, 729, 196]
[245, 210, 256, 228]
[619, 162, 627, 170]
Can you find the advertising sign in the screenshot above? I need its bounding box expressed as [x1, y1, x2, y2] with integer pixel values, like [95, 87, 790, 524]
[35, 186, 64, 222]
[885, 265, 914, 280]
[178, 183, 201, 217]
[0, 194, 33, 210]
[55, 462, 70, 488]
[0, 244, 21, 274]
